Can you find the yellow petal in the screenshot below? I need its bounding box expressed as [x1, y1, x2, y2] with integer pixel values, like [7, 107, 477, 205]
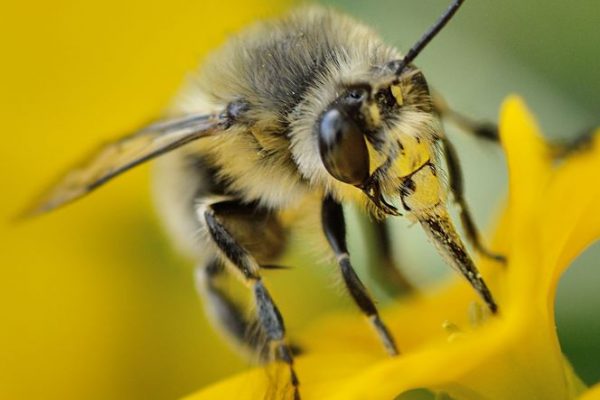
[499, 95, 552, 220]
[497, 96, 552, 309]
[499, 97, 600, 319]
[579, 383, 600, 400]
[540, 130, 600, 286]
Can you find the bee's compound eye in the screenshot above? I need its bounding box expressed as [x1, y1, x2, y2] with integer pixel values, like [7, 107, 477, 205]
[318, 108, 370, 186]
[347, 88, 367, 102]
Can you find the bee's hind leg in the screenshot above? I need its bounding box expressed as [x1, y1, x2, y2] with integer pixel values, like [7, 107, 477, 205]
[441, 137, 506, 263]
[198, 198, 300, 399]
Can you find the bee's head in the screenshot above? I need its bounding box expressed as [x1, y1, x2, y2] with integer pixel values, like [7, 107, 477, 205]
[317, 65, 442, 217]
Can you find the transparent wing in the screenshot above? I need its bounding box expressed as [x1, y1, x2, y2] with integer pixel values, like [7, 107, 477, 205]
[26, 112, 227, 216]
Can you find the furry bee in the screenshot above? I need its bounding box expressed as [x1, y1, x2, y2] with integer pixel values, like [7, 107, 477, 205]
[29, 1, 505, 398]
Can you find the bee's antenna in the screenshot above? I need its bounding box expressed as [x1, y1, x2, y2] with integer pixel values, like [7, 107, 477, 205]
[394, 0, 466, 77]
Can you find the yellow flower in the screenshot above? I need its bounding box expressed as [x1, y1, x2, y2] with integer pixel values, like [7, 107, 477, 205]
[184, 97, 600, 400]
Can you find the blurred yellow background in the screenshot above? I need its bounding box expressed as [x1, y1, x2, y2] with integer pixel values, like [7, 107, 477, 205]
[2, 1, 599, 399]
[0, 1, 300, 399]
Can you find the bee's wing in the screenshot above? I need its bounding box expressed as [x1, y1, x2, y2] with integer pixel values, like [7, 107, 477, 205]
[26, 112, 228, 216]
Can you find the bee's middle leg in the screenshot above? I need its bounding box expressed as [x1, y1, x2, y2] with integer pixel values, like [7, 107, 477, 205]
[321, 195, 399, 356]
[432, 92, 499, 142]
[197, 198, 300, 399]
[363, 216, 415, 297]
[441, 137, 506, 263]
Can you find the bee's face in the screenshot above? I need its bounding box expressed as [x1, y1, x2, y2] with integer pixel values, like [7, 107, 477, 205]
[317, 65, 442, 216]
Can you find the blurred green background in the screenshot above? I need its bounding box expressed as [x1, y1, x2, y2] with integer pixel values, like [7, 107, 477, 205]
[0, 1, 598, 399]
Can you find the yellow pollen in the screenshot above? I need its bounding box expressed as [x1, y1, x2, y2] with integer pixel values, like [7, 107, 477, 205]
[391, 84, 403, 105]
[369, 102, 381, 125]
[442, 320, 464, 343]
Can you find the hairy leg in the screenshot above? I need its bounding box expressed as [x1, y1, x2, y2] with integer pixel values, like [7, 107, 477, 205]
[198, 198, 300, 399]
[322, 195, 399, 355]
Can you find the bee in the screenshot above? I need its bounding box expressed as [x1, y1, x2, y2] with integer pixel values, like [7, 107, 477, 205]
[28, 1, 505, 398]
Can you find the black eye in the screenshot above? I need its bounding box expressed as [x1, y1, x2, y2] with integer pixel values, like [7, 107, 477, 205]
[347, 89, 366, 102]
[343, 84, 370, 105]
[318, 107, 370, 186]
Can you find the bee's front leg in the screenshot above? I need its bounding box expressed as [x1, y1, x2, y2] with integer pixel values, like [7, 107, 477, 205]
[321, 195, 399, 356]
[399, 165, 499, 314]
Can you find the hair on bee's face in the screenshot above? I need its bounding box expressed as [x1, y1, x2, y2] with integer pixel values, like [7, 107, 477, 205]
[315, 64, 439, 216]
[313, 0, 466, 216]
